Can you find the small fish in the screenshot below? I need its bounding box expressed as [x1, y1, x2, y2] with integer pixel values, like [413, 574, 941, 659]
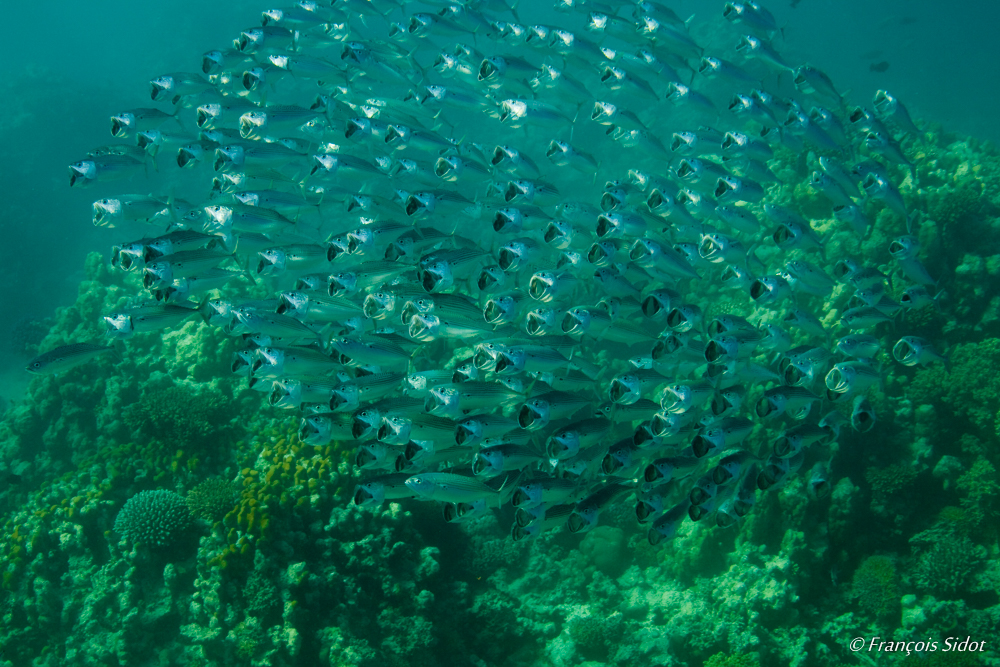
[892, 336, 948, 368]
[26, 343, 119, 375]
[405, 472, 501, 504]
[851, 395, 876, 433]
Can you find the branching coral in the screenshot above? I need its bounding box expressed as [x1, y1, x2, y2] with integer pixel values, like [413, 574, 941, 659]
[865, 464, 917, 508]
[851, 556, 899, 621]
[122, 384, 231, 445]
[114, 490, 191, 548]
[956, 459, 999, 534]
[187, 479, 239, 522]
[912, 532, 985, 597]
[908, 338, 1000, 434]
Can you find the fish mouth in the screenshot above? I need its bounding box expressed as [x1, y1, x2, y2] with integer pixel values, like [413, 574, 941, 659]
[524, 311, 549, 335]
[601, 453, 621, 475]
[715, 179, 734, 198]
[68, 165, 88, 187]
[434, 159, 452, 178]
[677, 161, 696, 179]
[196, 108, 217, 128]
[560, 311, 583, 334]
[773, 436, 794, 458]
[202, 54, 220, 74]
[704, 341, 725, 363]
[420, 268, 441, 292]
[518, 404, 543, 430]
[689, 486, 711, 506]
[646, 190, 666, 211]
[483, 301, 505, 324]
[177, 148, 198, 168]
[498, 247, 519, 271]
[353, 413, 381, 439]
[474, 267, 498, 291]
[608, 378, 632, 403]
[852, 411, 875, 433]
[493, 212, 514, 232]
[665, 308, 686, 329]
[110, 118, 127, 137]
[141, 270, 162, 290]
[595, 215, 615, 238]
[407, 16, 426, 34]
[267, 386, 289, 407]
[848, 107, 868, 125]
[239, 118, 257, 138]
[384, 126, 403, 146]
[478, 60, 497, 81]
[353, 486, 375, 506]
[400, 196, 422, 217]
[782, 364, 807, 386]
[237, 33, 255, 53]
[698, 236, 719, 259]
[150, 82, 168, 100]
[772, 225, 793, 247]
[749, 279, 769, 301]
[755, 397, 775, 418]
[641, 294, 665, 318]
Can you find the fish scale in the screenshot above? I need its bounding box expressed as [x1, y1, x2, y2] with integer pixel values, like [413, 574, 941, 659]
[60, 0, 947, 550]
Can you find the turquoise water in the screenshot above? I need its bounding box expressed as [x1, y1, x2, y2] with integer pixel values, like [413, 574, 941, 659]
[0, 1, 998, 665]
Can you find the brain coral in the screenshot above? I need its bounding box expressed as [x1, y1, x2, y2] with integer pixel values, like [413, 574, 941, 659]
[114, 490, 191, 548]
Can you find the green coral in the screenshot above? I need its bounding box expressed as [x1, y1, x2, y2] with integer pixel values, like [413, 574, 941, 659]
[865, 464, 917, 506]
[122, 384, 232, 445]
[114, 490, 192, 548]
[956, 459, 999, 534]
[912, 532, 985, 597]
[851, 556, 899, 622]
[568, 613, 623, 662]
[705, 652, 761, 667]
[908, 338, 1000, 433]
[187, 478, 239, 522]
[244, 570, 280, 618]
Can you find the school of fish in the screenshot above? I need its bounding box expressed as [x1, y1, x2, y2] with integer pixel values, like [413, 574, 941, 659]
[48, 0, 949, 546]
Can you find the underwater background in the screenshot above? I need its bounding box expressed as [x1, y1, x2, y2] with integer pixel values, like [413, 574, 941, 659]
[1, 0, 999, 665]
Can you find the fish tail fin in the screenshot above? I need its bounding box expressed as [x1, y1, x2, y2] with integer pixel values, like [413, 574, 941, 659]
[241, 257, 258, 287]
[110, 340, 127, 364]
[195, 294, 212, 322]
[932, 288, 948, 313]
[508, 0, 522, 23]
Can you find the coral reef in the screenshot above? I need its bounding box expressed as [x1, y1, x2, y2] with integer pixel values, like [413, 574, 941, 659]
[1, 27, 1000, 667]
